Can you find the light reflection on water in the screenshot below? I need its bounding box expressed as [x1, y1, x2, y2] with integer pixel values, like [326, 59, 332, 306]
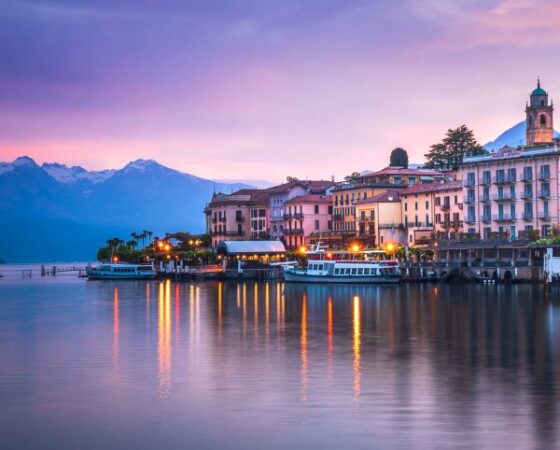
[0, 279, 560, 449]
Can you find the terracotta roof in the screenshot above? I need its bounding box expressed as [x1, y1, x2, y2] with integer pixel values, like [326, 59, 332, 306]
[285, 194, 332, 205]
[401, 180, 462, 195]
[354, 190, 401, 205]
[358, 167, 443, 178]
[266, 180, 333, 195]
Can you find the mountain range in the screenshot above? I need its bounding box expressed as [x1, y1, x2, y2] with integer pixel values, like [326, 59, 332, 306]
[0, 157, 249, 262]
[484, 120, 560, 150]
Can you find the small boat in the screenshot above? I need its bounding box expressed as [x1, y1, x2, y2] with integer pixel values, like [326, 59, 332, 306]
[283, 245, 400, 284]
[86, 263, 156, 280]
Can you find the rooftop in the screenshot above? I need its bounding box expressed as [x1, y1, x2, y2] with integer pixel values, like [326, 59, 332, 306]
[285, 194, 332, 204]
[401, 180, 463, 195]
[354, 190, 401, 205]
[462, 144, 560, 165]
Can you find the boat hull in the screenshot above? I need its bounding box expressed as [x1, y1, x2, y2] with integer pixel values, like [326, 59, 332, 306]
[283, 271, 400, 284]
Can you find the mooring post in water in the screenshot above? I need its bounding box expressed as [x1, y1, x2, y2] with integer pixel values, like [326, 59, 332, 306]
[41, 265, 45, 276]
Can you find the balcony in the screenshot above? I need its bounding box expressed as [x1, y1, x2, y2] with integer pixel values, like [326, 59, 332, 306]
[211, 218, 218, 223]
[283, 228, 304, 235]
[522, 212, 533, 221]
[492, 193, 516, 202]
[210, 230, 244, 237]
[235, 215, 245, 222]
[464, 216, 476, 224]
[218, 217, 227, 223]
[538, 173, 550, 181]
[463, 179, 475, 187]
[439, 203, 451, 211]
[463, 197, 476, 204]
[282, 213, 292, 220]
[520, 192, 533, 200]
[538, 190, 551, 198]
[332, 214, 343, 220]
[480, 194, 491, 203]
[441, 220, 462, 229]
[293, 212, 304, 219]
[480, 178, 492, 186]
[493, 214, 516, 222]
[493, 177, 515, 185]
[539, 212, 551, 220]
[481, 214, 491, 223]
[521, 175, 533, 183]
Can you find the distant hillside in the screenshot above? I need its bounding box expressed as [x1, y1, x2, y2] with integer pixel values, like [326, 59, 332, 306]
[0, 157, 249, 262]
[485, 120, 560, 151]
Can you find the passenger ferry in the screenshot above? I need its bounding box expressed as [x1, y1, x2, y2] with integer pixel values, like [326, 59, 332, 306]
[283, 246, 400, 284]
[86, 263, 156, 280]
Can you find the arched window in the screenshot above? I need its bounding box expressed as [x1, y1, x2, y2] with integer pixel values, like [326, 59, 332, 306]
[529, 115, 533, 126]
[540, 114, 547, 126]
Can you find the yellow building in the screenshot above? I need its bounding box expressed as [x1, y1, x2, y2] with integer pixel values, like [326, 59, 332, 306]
[399, 180, 463, 245]
[353, 190, 406, 247]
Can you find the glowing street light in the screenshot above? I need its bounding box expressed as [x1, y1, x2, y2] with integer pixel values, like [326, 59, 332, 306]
[299, 246, 307, 254]
[164, 244, 171, 252]
[350, 243, 360, 252]
[386, 242, 395, 253]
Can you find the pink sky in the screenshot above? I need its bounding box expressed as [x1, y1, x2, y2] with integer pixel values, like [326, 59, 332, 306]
[1, 0, 560, 182]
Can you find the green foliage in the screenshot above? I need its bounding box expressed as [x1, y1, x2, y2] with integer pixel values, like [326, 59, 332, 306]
[286, 176, 299, 182]
[389, 147, 409, 168]
[344, 172, 361, 182]
[424, 125, 486, 170]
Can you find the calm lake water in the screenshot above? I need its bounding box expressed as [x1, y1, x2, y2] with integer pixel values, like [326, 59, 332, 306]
[1, 271, 560, 450]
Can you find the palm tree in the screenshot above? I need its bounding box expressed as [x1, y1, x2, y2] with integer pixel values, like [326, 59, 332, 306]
[141, 230, 148, 249]
[131, 232, 139, 248]
[126, 240, 137, 250]
[146, 230, 153, 245]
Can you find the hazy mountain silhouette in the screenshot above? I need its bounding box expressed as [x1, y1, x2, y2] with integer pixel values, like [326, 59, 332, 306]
[0, 157, 249, 262]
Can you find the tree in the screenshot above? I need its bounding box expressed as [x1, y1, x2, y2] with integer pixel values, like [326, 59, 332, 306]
[424, 125, 486, 170]
[286, 176, 299, 183]
[131, 232, 139, 248]
[389, 147, 409, 168]
[344, 172, 361, 182]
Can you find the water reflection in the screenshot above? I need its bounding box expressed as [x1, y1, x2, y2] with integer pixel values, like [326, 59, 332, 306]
[158, 281, 171, 398]
[352, 295, 361, 401]
[2, 280, 560, 450]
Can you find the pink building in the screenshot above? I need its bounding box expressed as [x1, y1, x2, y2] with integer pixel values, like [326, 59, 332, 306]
[282, 194, 333, 249]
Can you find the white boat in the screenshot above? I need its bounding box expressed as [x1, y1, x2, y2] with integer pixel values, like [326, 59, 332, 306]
[86, 263, 156, 280]
[283, 246, 400, 284]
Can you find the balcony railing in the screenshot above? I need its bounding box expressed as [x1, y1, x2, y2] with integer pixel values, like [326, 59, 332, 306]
[481, 214, 491, 223]
[480, 194, 491, 203]
[538, 190, 551, 198]
[538, 212, 551, 220]
[521, 175, 533, 183]
[493, 177, 515, 185]
[463, 197, 476, 204]
[283, 228, 304, 235]
[282, 213, 292, 220]
[218, 217, 227, 223]
[493, 214, 516, 222]
[463, 179, 475, 187]
[538, 173, 550, 181]
[235, 216, 245, 222]
[441, 220, 462, 228]
[439, 203, 451, 211]
[520, 192, 533, 199]
[211, 218, 218, 223]
[293, 212, 304, 219]
[464, 216, 476, 224]
[492, 193, 516, 202]
[210, 230, 244, 236]
[480, 178, 492, 186]
[522, 212, 533, 221]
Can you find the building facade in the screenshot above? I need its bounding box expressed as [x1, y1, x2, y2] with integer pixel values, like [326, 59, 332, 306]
[282, 194, 333, 249]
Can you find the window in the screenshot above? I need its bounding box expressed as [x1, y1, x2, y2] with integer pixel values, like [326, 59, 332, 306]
[351, 268, 357, 275]
[425, 200, 429, 209]
[414, 202, 418, 211]
[314, 220, 319, 230]
[482, 170, 491, 185]
[540, 114, 547, 126]
[467, 172, 475, 185]
[435, 197, 441, 206]
[364, 268, 370, 275]
[404, 203, 408, 211]
[346, 268, 351, 275]
[523, 166, 532, 181]
[357, 268, 364, 275]
[314, 205, 319, 214]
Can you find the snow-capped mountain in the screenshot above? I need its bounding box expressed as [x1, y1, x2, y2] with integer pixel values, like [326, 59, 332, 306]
[0, 156, 249, 262]
[42, 162, 116, 184]
[484, 120, 560, 151]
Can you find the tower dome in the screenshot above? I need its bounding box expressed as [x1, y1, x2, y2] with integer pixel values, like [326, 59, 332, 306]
[531, 80, 547, 97]
[526, 79, 553, 146]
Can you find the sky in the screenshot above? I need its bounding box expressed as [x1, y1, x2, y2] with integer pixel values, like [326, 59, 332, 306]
[1, 0, 560, 182]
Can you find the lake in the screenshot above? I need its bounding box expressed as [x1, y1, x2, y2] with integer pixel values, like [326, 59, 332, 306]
[1, 271, 559, 449]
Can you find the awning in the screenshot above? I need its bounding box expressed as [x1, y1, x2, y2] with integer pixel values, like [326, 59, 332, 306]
[216, 240, 286, 255]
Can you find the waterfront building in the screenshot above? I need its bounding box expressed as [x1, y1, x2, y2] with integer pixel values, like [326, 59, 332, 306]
[206, 189, 271, 246]
[282, 194, 333, 249]
[268, 180, 334, 241]
[461, 82, 559, 240]
[400, 180, 463, 245]
[353, 190, 406, 247]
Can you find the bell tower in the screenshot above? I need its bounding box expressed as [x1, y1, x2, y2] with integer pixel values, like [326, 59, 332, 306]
[526, 79, 554, 146]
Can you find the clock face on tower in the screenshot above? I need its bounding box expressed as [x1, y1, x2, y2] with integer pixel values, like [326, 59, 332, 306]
[526, 79, 554, 146]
